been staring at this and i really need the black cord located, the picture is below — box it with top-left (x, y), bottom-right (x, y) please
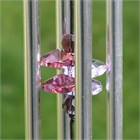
top-left (69, 115), bottom-right (75, 140)
top-left (70, 0), bottom-right (74, 34)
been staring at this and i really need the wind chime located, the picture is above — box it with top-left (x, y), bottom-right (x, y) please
top-left (40, 33), bottom-right (107, 138)
top-left (24, 0), bottom-right (122, 139)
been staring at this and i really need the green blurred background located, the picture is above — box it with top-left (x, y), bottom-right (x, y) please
top-left (1, 0), bottom-right (139, 139)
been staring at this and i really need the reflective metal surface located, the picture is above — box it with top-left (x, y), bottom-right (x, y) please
top-left (106, 0), bottom-right (123, 139)
top-left (75, 0), bottom-right (92, 139)
top-left (24, 0), bottom-right (41, 139)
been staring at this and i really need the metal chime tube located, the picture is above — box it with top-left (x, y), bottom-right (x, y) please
top-left (106, 0), bottom-right (123, 139)
top-left (63, 0), bottom-right (74, 139)
top-left (63, 0), bottom-right (71, 137)
top-left (24, 0), bottom-right (41, 139)
top-left (56, 1), bottom-right (64, 139)
top-left (75, 0), bottom-right (92, 139)
top-left (56, 0), bottom-right (74, 139)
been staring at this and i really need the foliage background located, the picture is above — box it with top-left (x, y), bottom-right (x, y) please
top-left (1, 0), bottom-right (139, 139)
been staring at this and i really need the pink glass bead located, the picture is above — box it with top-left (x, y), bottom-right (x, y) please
top-left (40, 49), bottom-right (74, 69)
top-left (42, 74), bottom-right (75, 94)
top-left (61, 34), bottom-right (74, 53)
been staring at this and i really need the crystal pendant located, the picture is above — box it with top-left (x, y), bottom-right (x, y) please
top-left (42, 74), bottom-right (75, 94)
top-left (62, 95), bottom-right (75, 115)
top-left (61, 34), bottom-right (74, 53)
top-left (92, 59), bottom-right (107, 78)
top-left (40, 49), bottom-right (74, 69)
top-left (92, 79), bottom-right (102, 95)
top-left (62, 66), bottom-right (75, 77)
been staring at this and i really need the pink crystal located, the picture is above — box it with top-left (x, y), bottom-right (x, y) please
top-left (92, 79), bottom-right (102, 95)
top-left (42, 74), bottom-right (75, 94)
top-left (42, 74), bottom-right (103, 95)
top-left (92, 59), bottom-right (107, 78)
top-left (61, 34), bottom-right (74, 53)
top-left (40, 49), bottom-right (74, 69)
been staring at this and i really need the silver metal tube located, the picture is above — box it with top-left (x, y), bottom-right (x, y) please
top-left (62, 1), bottom-right (74, 139)
top-left (75, 0), bottom-right (92, 139)
top-left (24, 0), bottom-right (41, 139)
top-left (106, 0), bottom-right (123, 139)
top-left (63, 1), bottom-right (70, 34)
top-left (63, 0), bottom-right (71, 138)
top-left (56, 1), bottom-right (64, 139)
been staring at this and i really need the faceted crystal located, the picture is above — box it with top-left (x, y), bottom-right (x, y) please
top-left (62, 95), bottom-right (75, 115)
top-left (92, 79), bottom-right (103, 95)
top-left (92, 59), bottom-right (107, 78)
top-left (61, 34), bottom-right (74, 53)
top-left (66, 91), bottom-right (75, 96)
top-left (62, 66), bottom-right (75, 77)
top-left (40, 49), bottom-right (74, 69)
top-left (42, 75), bottom-right (103, 95)
top-left (62, 66), bottom-right (75, 97)
top-left (42, 74), bottom-right (75, 94)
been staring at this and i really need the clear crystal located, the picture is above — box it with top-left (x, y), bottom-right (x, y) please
top-left (92, 59), bottom-right (107, 78)
top-left (62, 66), bottom-right (75, 77)
top-left (63, 66), bottom-right (75, 96)
top-left (92, 79), bottom-right (103, 95)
